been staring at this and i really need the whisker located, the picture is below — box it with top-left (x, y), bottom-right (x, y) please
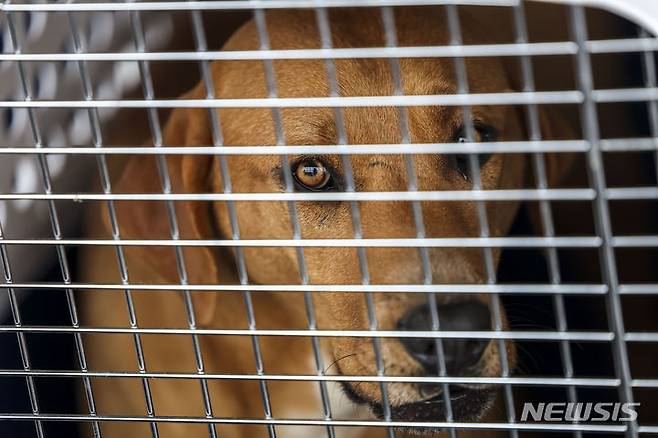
top-left (324, 353), bottom-right (358, 374)
top-left (515, 343), bottom-right (541, 374)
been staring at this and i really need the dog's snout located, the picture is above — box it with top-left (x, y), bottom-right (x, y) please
top-left (397, 300), bottom-right (492, 375)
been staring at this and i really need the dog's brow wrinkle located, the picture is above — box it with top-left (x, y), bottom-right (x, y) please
top-left (367, 160), bottom-right (392, 170)
top-left (300, 119), bottom-right (335, 145)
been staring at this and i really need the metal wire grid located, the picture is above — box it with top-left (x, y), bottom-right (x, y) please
top-left (0, 1), bottom-right (657, 437)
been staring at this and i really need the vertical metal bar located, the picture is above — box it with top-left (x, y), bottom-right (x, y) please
top-left (68, 8), bottom-right (170, 438)
top-left (312, 8), bottom-right (394, 438)
top-left (184, 9), bottom-right (225, 438)
top-left (444, 5), bottom-right (518, 435)
top-left (379, 7), bottom-right (456, 436)
top-left (569, 6), bottom-right (636, 437)
top-left (199, 113), bottom-right (279, 438)
top-left (213, 161), bottom-right (278, 438)
top-left (126, 8), bottom-right (217, 437)
top-left (95, 116), bottom-right (161, 436)
top-left (65, 9), bottom-right (161, 438)
top-left (181, 8), bottom-right (278, 437)
top-left (510, 5), bottom-right (581, 436)
top-left (0, 209), bottom-right (44, 438)
top-left (251, 10), bottom-right (334, 437)
top-left (638, 28), bottom-right (658, 184)
top-left (5, 6), bottom-right (95, 437)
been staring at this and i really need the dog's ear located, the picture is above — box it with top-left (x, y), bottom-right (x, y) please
top-left (503, 57), bottom-right (578, 188)
top-left (110, 86), bottom-right (220, 325)
top-left (534, 106), bottom-right (579, 188)
top-left (523, 106), bottom-right (581, 239)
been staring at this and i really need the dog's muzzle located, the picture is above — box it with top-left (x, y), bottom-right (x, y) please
top-left (397, 300), bottom-right (492, 376)
top-left (339, 300), bottom-right (497, 427)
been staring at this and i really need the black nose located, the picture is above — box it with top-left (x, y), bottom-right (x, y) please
top-left (397, 300), bottom-right (491, 375)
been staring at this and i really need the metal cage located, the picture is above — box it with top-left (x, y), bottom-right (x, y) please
top-left (0, 1), bottom-right (657, 437)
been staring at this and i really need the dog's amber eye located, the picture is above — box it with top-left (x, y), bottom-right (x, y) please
top-left (449, 123), bottom-right (496, 180)
top-left (293, 158), bottom-right (333, 191)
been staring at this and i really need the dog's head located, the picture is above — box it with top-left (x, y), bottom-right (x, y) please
top-left (113, 7), bottom-right (575, 432)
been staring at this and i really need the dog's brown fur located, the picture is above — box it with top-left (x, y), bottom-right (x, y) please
top-left (79, 5), bottom-right (642, 438)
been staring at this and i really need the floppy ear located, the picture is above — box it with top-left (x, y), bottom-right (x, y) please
top-left (110, 85), bottom-right (221, 325)
top-left (523, 106), bottom-right (581, 240)
top-left (535, 106), bottom-right (580, 188)
top-left (502, 55), bottom-right (579, 187)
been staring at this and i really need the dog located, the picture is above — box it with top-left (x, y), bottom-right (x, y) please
top-left (79, 5), bottom-right (642, 438)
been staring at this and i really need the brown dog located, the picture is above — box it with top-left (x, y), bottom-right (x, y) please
top-left (78, 5), bottom-right (633, 438)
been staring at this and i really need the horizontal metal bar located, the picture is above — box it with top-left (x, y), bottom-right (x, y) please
top-left (0, 326), bottom-right (615, 341)
top-left (606, 186), bottom-right (658, 200)
top-left (619, 284), bottom-right (658, 295)
top-left (0, 87), bottom-right (651, 109)
top-left (0, 236), bottom-right (603, 248)
top-left (0, 87), bottom-right (652, 109)
top-left (0, 369), bottom-right (620, 387)
top-left (633, 379), bottom-right (658, 388)
top-left (593, 87), bottom-right (658, 103)
top-left (0, 140), bottom-right (590, 156)
top-left (17, 139), bottom-right (658, 155)
top-left (612, 236), bottom-right (658, 247)
top-left (0, 413), bottom-right (627, 432)
top-left (1, 0), bottom-right (520, 12)
top-left (0, 282), bottom-right (608, 295)
top-left (0, 188), bottom-right (596, 202)
top-left (639, 426), bottom-right (658, 434)
top-left (0, 38), bottom-right (652, 62)
top-left (587, 37), bottom-right (658, 54)
top-left (600, 137), bottom-right (658, 152)
top-left (3, 189), bottom-right (655, 203)
top-left (625, 333), bottom-right (658, 342)
top-left (0, 91), bottom-right (583, 108)
top-left (4, 187), bottom-right (652, 202)
top-left (0, 42), bottom-right (577, 62)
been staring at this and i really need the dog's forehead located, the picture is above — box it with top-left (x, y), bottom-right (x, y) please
top-left (219, 7), bottom-right (509, 97)
top-left (254, 7), bottom-right (494, 50)
top-left (215, 7), bottom-right (510, 149)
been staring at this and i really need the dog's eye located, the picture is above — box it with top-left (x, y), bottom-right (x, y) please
top-left (292, 157), bottom-right (334, 191)
top-left (448, 123), bottom-right (496, 180)
top-left (454, 123), bottom-right (496, 144)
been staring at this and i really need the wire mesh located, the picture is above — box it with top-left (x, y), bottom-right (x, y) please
top-left (0, 1), bottom-right (657, 438)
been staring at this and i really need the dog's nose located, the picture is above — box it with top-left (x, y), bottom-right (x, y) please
top-left (397, 300), bottom-right (491, 375)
